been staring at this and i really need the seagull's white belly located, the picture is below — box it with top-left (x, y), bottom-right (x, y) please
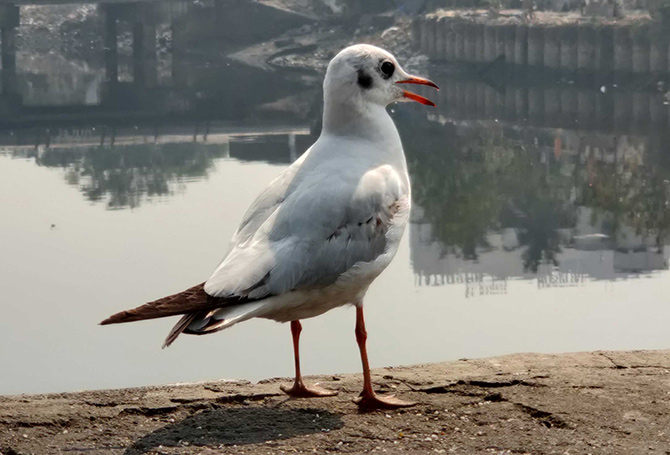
top-left (257, 197), bottom-right (409, 323)
top-left (257, 247), bottom-right (395, 322)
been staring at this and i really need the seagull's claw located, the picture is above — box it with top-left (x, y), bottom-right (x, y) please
top-left (280, 382), bottom-right (338, 398)
top-left (353, 392), bottom-right (416, 411)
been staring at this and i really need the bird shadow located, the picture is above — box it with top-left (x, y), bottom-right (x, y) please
top-left (123, 406), bottom-right (344, 454)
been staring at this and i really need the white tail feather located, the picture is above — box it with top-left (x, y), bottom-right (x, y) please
top-left (163, 301), bottom-right (266, 348)
top-left (204, 301), bottom-right (267, 330)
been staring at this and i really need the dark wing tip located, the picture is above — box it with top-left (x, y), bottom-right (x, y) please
top-left (99, 312), bottom-right (125, 325)
top-left (99, 282), bottom-right (210, 327)
top-left (99, 310), bottom-right (142, 325)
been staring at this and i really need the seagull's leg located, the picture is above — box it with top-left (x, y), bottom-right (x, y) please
top-left (353, 306), bottom-right (416, 410)
top-left (280, 320), bottom-right (337, 398)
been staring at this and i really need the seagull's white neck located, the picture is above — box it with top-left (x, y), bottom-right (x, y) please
top-left (322, 96), bottom-right (400, 145)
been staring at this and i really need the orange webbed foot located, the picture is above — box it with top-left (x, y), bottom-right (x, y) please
top-left (280, 382), bottom-right (338, 398)
top-left (353, 392), bottom-right (416, 410)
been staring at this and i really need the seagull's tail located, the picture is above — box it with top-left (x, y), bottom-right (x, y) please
top-left (100, 282), bottom-right (266, 348)
top-left (163, 301), bottom-right (266, 348)
top-left (100, 282), bottom-right (213, 325)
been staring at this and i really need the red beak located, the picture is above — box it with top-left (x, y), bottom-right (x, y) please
top-left (396, 76), bottom-right (439, 107)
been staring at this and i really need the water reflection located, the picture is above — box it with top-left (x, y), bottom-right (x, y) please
top-left (403, 120), bottom-right (574, 273)
top-left (400, 108), bottom-right (670, 291)
top-left (6, 128), bottom-right (311, 209)
top-left (38, 142), bottom-right (225, 209)
top-left (6, 77), bottom-right (670, 280)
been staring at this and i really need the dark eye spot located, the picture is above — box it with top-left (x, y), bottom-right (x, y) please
top-left (357, 69), bottom-right (373, 89)
top-left (380, 61), bottom-right (395, 79)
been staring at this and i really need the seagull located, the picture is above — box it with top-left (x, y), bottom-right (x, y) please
top-left (101, 44), bottom-right (438, 410)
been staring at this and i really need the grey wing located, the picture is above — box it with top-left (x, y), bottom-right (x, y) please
top-left (231, 151), bottom-right (307, 245)
top-left (204, 164), bottom-right (409, 299)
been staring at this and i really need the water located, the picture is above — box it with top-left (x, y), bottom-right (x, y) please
top-left (3, 5), bottom-right (670, 396)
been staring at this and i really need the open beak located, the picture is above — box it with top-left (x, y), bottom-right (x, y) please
top-left (396, 76), bottom-right (439, 107)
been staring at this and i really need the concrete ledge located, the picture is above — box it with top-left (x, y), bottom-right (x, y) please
top-left (2, 350), bottom-right (670, 454)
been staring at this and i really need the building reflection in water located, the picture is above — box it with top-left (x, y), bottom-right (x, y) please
top-left (402, 102), bottom-right (670, 294)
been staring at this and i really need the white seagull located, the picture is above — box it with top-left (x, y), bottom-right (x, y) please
top-left (101, 44), bottom-right (438, 410)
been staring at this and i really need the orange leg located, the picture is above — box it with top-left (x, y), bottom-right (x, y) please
top-left (280, 320), bottom-right (337, 398)
top-left (353, 306), bottom-right (416, 410)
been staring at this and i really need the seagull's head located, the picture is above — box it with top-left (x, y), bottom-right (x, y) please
top-left (324, 44), bottom-right (438, 109)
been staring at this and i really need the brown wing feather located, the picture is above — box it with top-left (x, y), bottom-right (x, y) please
top-left (100, 282), bottom-right (240, 325)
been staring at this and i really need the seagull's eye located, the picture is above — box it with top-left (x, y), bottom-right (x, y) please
top-left (380, 61), bottom-right (395, 79)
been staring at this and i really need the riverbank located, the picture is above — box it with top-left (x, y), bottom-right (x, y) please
top-left (413, 9), bottom-right (670, 77)
top-left (2, 350), bottom-right (669, 454)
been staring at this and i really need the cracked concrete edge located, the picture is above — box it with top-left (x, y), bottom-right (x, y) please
top-left (2, 349), bottom-right (669, 423)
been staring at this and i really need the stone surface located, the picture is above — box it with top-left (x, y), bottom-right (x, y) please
top-left (2, 350), bottom-right (670, 454)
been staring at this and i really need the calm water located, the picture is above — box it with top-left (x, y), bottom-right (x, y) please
top-left (3, 7), bottom-right (670, 396)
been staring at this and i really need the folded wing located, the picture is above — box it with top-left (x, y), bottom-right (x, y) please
top-left (203, 163), bottom-right (407, 301)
